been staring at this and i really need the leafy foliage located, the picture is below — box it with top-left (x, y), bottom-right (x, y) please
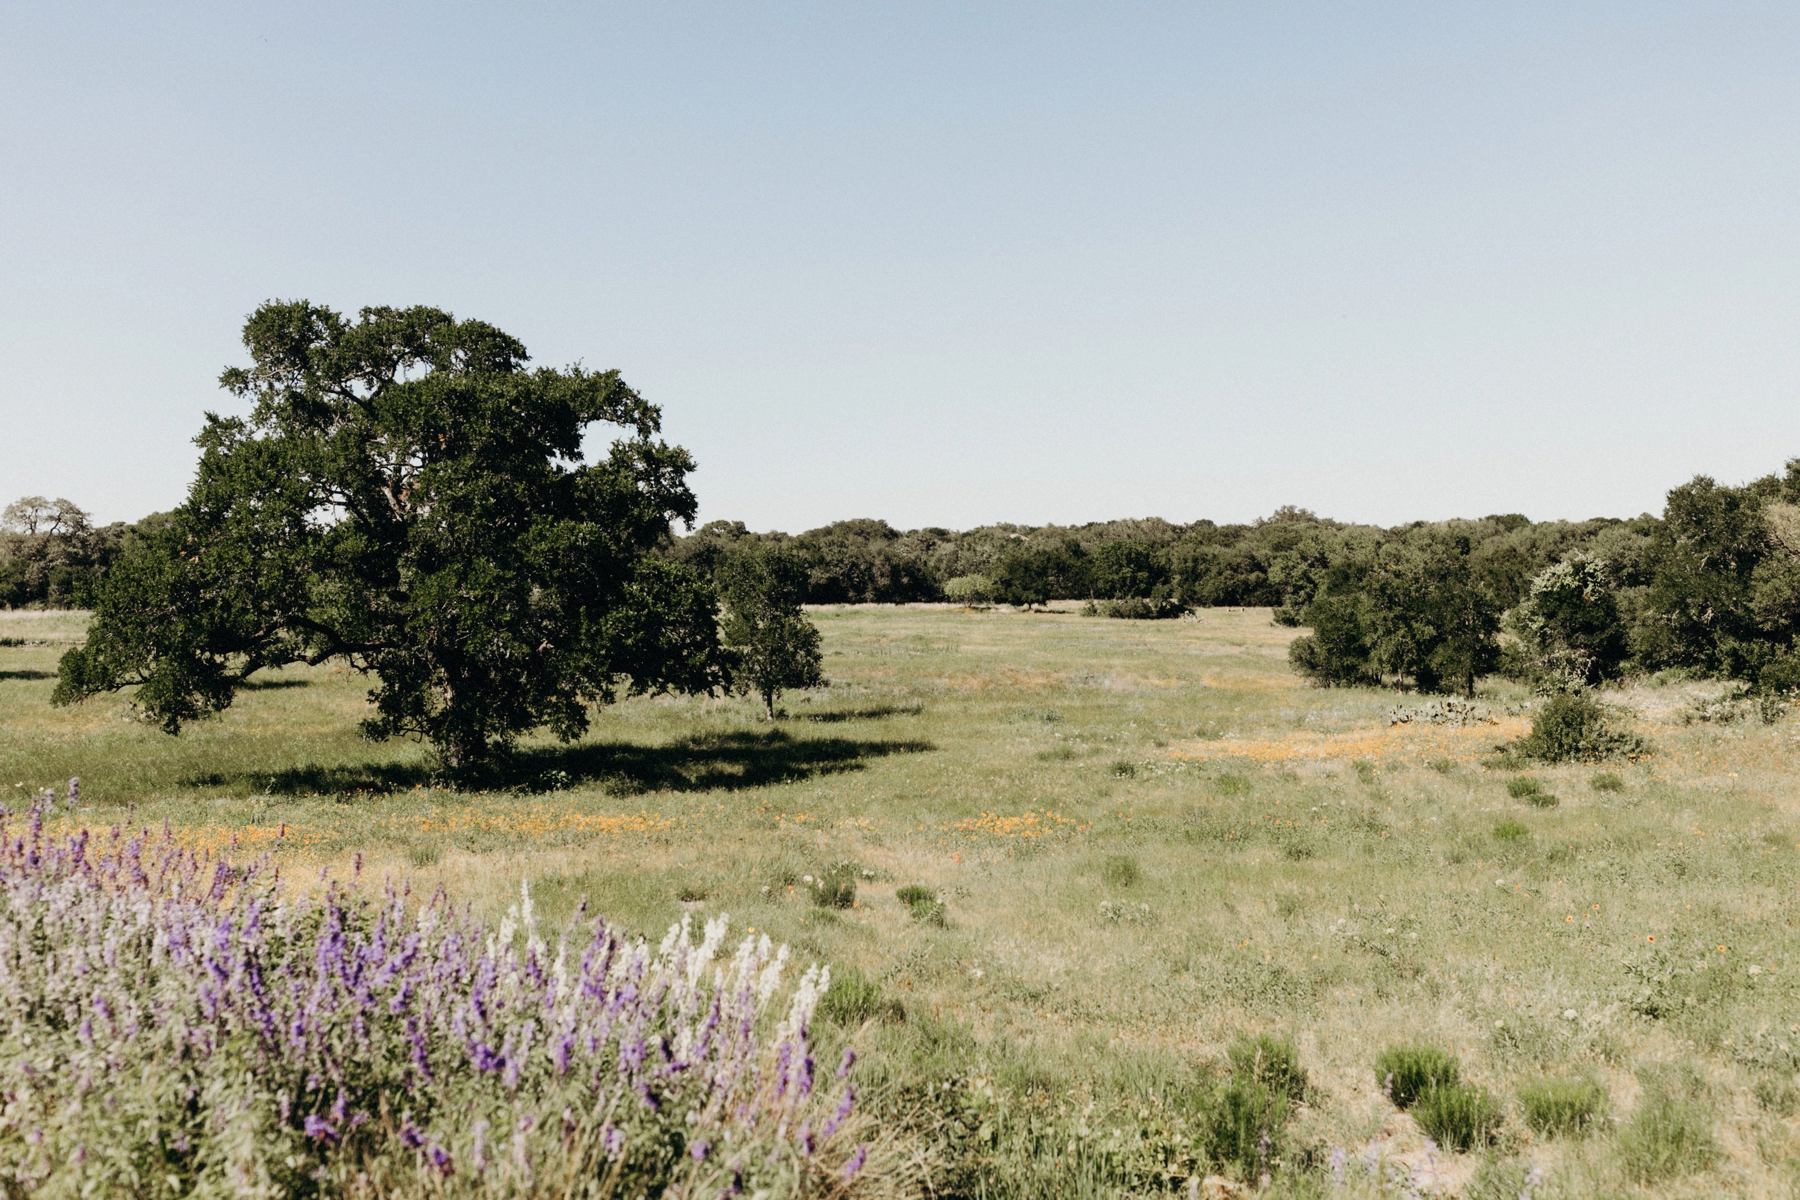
top-left (1519, 1076), bottom-right (1606, 1137)
top-left (0, 795), bottom-right (865, 1198)
top-left (1411, 1081), bottom-right (1501, 1151)
top-left (52, 303), bottom-right (724, 768)
top-left (1373, 1044), bottom-right (1460, 1109)
top-left (1506, 691), bottom-right (1650, 764)
top-left (718, 543), bottom-right (825, 718)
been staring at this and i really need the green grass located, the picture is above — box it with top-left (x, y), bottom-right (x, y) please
top-left (1519, 1075), bottom-right (1607, 1136)
top-left (5, 604), bottom-right (1800, 1195)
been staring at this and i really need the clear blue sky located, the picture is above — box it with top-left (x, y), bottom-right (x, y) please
top-left (3, 4), bottom-right (1796, 531)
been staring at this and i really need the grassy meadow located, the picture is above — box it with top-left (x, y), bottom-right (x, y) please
top-left (3, 604), bottom-right (1799, 1197)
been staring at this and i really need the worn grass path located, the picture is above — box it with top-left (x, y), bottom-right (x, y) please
top-left (3, 605), bottom-right (1798, 1196)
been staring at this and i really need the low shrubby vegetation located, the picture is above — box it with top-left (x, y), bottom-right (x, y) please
top-left (0, 789), bottom-right (868, 1199)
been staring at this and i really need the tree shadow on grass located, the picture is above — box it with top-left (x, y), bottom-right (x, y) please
top-left (798, 704), bottom-right (925, 724)
top-left (220, 728), bottom-right (935, 798)
top-left (515, 729), bottom-right (934, 792)
top-left (0, 669), bottom-right (55, 681)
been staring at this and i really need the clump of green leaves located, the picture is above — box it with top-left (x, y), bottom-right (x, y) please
top-left (1216, 773), bottom-right (1252, 795)
top-left (718, 544), bottom-right (825, 720)
top-left (1591, 771), bottom-right (1625, 792)
top-left (1352, 760), bottom-right (1377, 784)
top-left (1193, 1037), bottom-right (1307, 1176)
top-left (896, 884), bottom-right (946, 925)
top-left (1505, 691), bottom-right (1650, 764)
top-left (53, 301), bottom-right (727, 771)
top-left (1413, 1081), bottom-right (1501, 1151)
top-left (1492, 820), bottom-right (1529, 842)
top-left (1505, 775), bottom-right (1558, 808)
top-left (1519, 1076), bottom-right (1606, 1137)
top-left (1374, 1044), bottom-right (1459, 1109)
top-left (1108, 760), bottom-right (1137, 778)
top-left (1100, 855), bottom-right (1141, 888)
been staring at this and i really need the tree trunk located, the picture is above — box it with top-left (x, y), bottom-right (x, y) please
top-left (763, 687), bottom-right (776, 720)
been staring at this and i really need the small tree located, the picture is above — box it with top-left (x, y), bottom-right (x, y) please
top-left (718, 545), bottom-right (824, 718)
top-left (1508, 554), bottom-right (1628, 689)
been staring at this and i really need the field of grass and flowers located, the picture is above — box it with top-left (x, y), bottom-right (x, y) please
top-left (3, 605), bottom-right (1799, 1197)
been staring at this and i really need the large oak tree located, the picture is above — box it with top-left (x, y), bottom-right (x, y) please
top-left (55, 302), bottom-right (725, 768)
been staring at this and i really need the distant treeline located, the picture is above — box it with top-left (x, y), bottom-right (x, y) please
top-left (14, 455), bottom-right (1800, 698)
top-left (664, 506), bottom-right (1639, 616)
top-left (0, 498), bottom-right (170, 610)
top-left (668, 459), bottom-right (1800, 697)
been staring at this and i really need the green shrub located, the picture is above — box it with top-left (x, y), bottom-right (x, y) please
top-left (1108, 760), bottom-right (1137, 778)
top-left (1505, 776), bottom-right (1542, 798)
top-left (942, 574), bottom-right (994, 606)
top-left (1227, 1034), bottom-right (1307, 1103)
top-left (1352, 760), bottom-right (1377, 784)
top-left (1100, 855), bottom-right (1141, 889)
top-left (1618, 1089), bottom-right (1717, 1181)
top-left (674, 882), bottom-right (710, 902)
top-left (1412, 1081), bottom-right (1500, 1151)
top-left (1492, 820), bottom-right (1529, 842)
top-left (1519, 1076), bottom-right (1606, 1136)
top-left (1374, 1044), bottom-right (1459, 1108)
top-left (1428, 758), bottom-right (1454, 774)
top-left (1197, 1078), bottom-right (1289, 1176)
top-left (896, 884), bottom-right (946, 925)
top-left (807, 863), bottom-right (857, 908)
top-left (1508, 691), bottom-right (1650, 763)
top-left (1591, 772), bottom-right (1625, 792)
top-left (818, 965), bottom-right (902, 1025)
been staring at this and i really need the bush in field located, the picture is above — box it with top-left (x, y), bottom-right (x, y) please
top-left (1618, 1087), bottom-right (1717, 1181)
top-left (1506, 691), bottom-right (1650, 763)
top-left (1412, 1082), bottom-right (1500, 1151)
top-left (1374, 1044), bottom-right (1459, 1109)
top-left (0, 793), bottom-right (868, 1198)
top-left (1227, 1034), bottom-right (1307, 1104)
top-left (1198, 1078), bottom-right (1288, 1177)
top-left (1288, 592), bottom-right (1379, 687)
top-left (1519, 1077), bottom-right (1606, 1137)
top-left (941, 575), bottom-right (994, 606)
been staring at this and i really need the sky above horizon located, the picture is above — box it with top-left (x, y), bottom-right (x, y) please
top-left (3, 4), bottom-right (1797, 532)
